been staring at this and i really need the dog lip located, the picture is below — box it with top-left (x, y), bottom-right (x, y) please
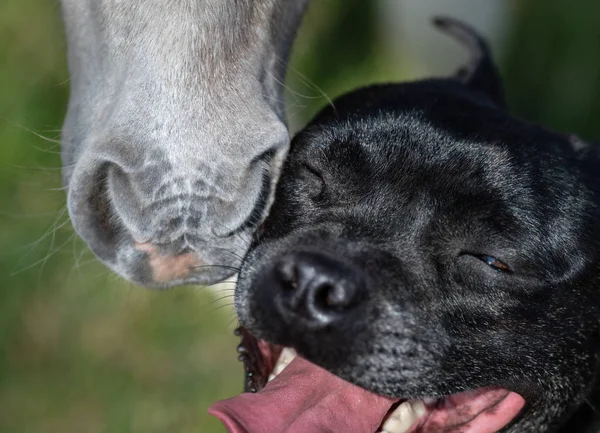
top-left (229, 327), bottom-right (526, 433)
top-left (235, 326), bottom-right (282, 393)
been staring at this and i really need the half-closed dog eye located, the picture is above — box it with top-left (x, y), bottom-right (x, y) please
top-left (479, 255), bottom-right (510, 272)
top-left (299, 164), bottom-right (325, 198)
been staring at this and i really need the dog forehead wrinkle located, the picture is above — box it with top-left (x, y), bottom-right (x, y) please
top-left (345, 112), bottom-right (590, 267)
top-left (360, 112), bottom-right (517, 184)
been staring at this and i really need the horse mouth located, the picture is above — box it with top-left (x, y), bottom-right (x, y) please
top-left (208, 327), bottom-right (526, 433)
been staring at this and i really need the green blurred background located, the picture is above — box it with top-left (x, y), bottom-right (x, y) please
top-left (1, 1), bottom-right (599, 432)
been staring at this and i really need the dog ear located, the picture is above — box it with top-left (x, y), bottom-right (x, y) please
top-left (433, 17), bottom-right (506, 108)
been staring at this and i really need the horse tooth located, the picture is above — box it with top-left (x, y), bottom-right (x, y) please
top-left (267, 347), bottom-right (297, 382)
top-left (381, 400), bottom-right (426, 433)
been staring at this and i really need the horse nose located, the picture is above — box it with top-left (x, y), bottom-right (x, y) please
top-left (65, 153), bottom-right (270, 288)
top-left (105, 161), bottom-right (206, 244)
top-left (63, 112), bottom-right (289, 289)
top-left (272, 252), bottom-right (366, 328)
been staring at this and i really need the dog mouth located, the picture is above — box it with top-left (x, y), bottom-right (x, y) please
top-left (209, 327), bottom-right (525, 433)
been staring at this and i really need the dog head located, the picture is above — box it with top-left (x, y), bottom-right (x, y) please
top-left (233, 18), bottom-right (600, 432)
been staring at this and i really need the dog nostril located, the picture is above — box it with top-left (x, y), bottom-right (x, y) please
top-left (273, 252), bottom-right (364, 326)
top-left (315, 281), bottom-right (353, 310)
top-left (275, 258), bottom-right (298, 292)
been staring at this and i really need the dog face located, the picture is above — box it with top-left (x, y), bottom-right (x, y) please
top-left (234, 19), bottom-right (600, 432)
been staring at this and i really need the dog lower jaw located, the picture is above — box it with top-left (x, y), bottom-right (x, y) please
top-left (267, 346), bottom-right (525, 433)
top-left (210, 327), bottom-right (526, 433)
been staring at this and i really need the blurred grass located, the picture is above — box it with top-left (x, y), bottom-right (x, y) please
top-left (0, 1), bottom-right (241, 432)
top-left (502, 0), bottom-right (600, 141)
top-left (2, 0), bottom-right (600, 432)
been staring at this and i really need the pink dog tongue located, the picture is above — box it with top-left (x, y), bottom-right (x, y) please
top-left (209, 356), bottom-right (398, 433)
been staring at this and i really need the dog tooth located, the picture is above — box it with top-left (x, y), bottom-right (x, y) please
top-left (278, 347), bottom-right (297, 365)
top-left (267, 347), bottom-right (297, 382)
top-left (381, 400), bottom-right (426, 433)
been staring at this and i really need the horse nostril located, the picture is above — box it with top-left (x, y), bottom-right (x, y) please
top-left (273, 252), bottom-right (365, 327)
top-left (67, 161), bottom-right (122, 262)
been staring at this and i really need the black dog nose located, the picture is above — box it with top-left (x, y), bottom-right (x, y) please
top-left (272, 252), bottom-right (365, 328)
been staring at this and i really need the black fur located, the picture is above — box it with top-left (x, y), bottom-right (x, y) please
top-left (235, 17), bottom-right (600, 432)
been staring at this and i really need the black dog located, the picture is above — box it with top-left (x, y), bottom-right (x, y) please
top-left (211, 18), bottom-right (600, 433)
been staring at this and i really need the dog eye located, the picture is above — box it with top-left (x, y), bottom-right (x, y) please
top-left (480, 255), bottom-right (510, 272)
top-left (299, 164), bottom-right (325, 197)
